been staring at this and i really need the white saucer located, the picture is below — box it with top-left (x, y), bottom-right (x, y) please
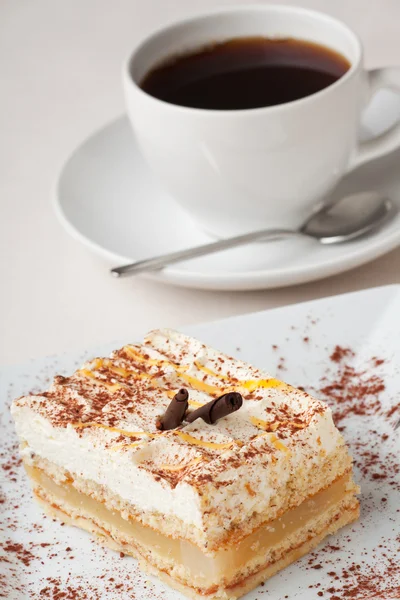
top-left (55, 90), bottom-right (400, 291)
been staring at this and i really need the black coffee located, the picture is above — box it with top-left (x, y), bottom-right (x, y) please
top-left (140, 37), bottom-right (350, 110)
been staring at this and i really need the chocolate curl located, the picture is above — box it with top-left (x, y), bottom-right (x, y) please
top-left (186, 392), bottom-right (243, 425)
top-left (157, 388), bottom-right (189, 431)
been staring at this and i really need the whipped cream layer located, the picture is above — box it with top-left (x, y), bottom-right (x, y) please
top-left (12, 329), bottom-right (347, 545)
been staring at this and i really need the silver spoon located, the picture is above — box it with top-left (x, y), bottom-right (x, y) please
top-left (111, 192), bottom-right (397, 278)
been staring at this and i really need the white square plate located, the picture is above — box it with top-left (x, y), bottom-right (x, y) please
top-left (1, 286), bottom-right (399, 599)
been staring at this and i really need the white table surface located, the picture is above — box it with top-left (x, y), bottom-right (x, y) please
top-left (2, 0), bottom-right (400, 366)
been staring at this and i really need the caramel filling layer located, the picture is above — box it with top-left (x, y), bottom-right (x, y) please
top-left (26, 465), bottom-right (352, 587)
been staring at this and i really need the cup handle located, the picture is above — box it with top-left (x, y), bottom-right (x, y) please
top-left (348, 67), bottom-right (400, 171)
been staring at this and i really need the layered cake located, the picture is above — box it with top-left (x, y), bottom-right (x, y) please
top-left (11, 329), bottom-right (359, 599)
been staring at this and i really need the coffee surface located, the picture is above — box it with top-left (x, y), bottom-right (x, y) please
top-left (140, 37), bottom-right (351, 110)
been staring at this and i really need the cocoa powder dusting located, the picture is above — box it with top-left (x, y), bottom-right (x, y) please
top-left (306, 544), bottom-right (400, 599)
top-left (1, 446), bottom-right (22, 483)
top-left (0, 541), bottom-right (36, 567)
top-left (329, 345), bottom-right (354, 363)
top-left (318, 347), bottom-right (387, 426)
top-left (299, 343), bottom-right (400, 600)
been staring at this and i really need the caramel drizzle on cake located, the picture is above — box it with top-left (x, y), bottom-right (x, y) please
top-left (77, 347), bottom-right (287, 402)
top-left (34, 340), bottom-right (323, 469)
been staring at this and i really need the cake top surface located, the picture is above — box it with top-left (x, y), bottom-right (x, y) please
top-left (13, 329), bottom-right (340, 491)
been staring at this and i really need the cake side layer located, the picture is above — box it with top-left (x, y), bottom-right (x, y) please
top-left (29, 462), bottom-right (359, 598)
top-left (22, 444), bottom-right (353, 552)
top-left (144, 505), bottom-right (360, 600)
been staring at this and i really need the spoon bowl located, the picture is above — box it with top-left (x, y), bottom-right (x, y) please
top-left (111, 192), bottom-right (397, 278)
top-left (302, 192), bottom-right (397, 243)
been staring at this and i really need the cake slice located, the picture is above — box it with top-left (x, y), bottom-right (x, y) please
top-left (11, 329), bottom-right (359, 599)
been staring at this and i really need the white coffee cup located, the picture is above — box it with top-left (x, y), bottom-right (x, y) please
top-left (123, 5), bottom-right (400, 237)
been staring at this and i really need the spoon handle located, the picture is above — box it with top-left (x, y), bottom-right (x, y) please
top-left (111, 228), bottom-right (298, 277)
